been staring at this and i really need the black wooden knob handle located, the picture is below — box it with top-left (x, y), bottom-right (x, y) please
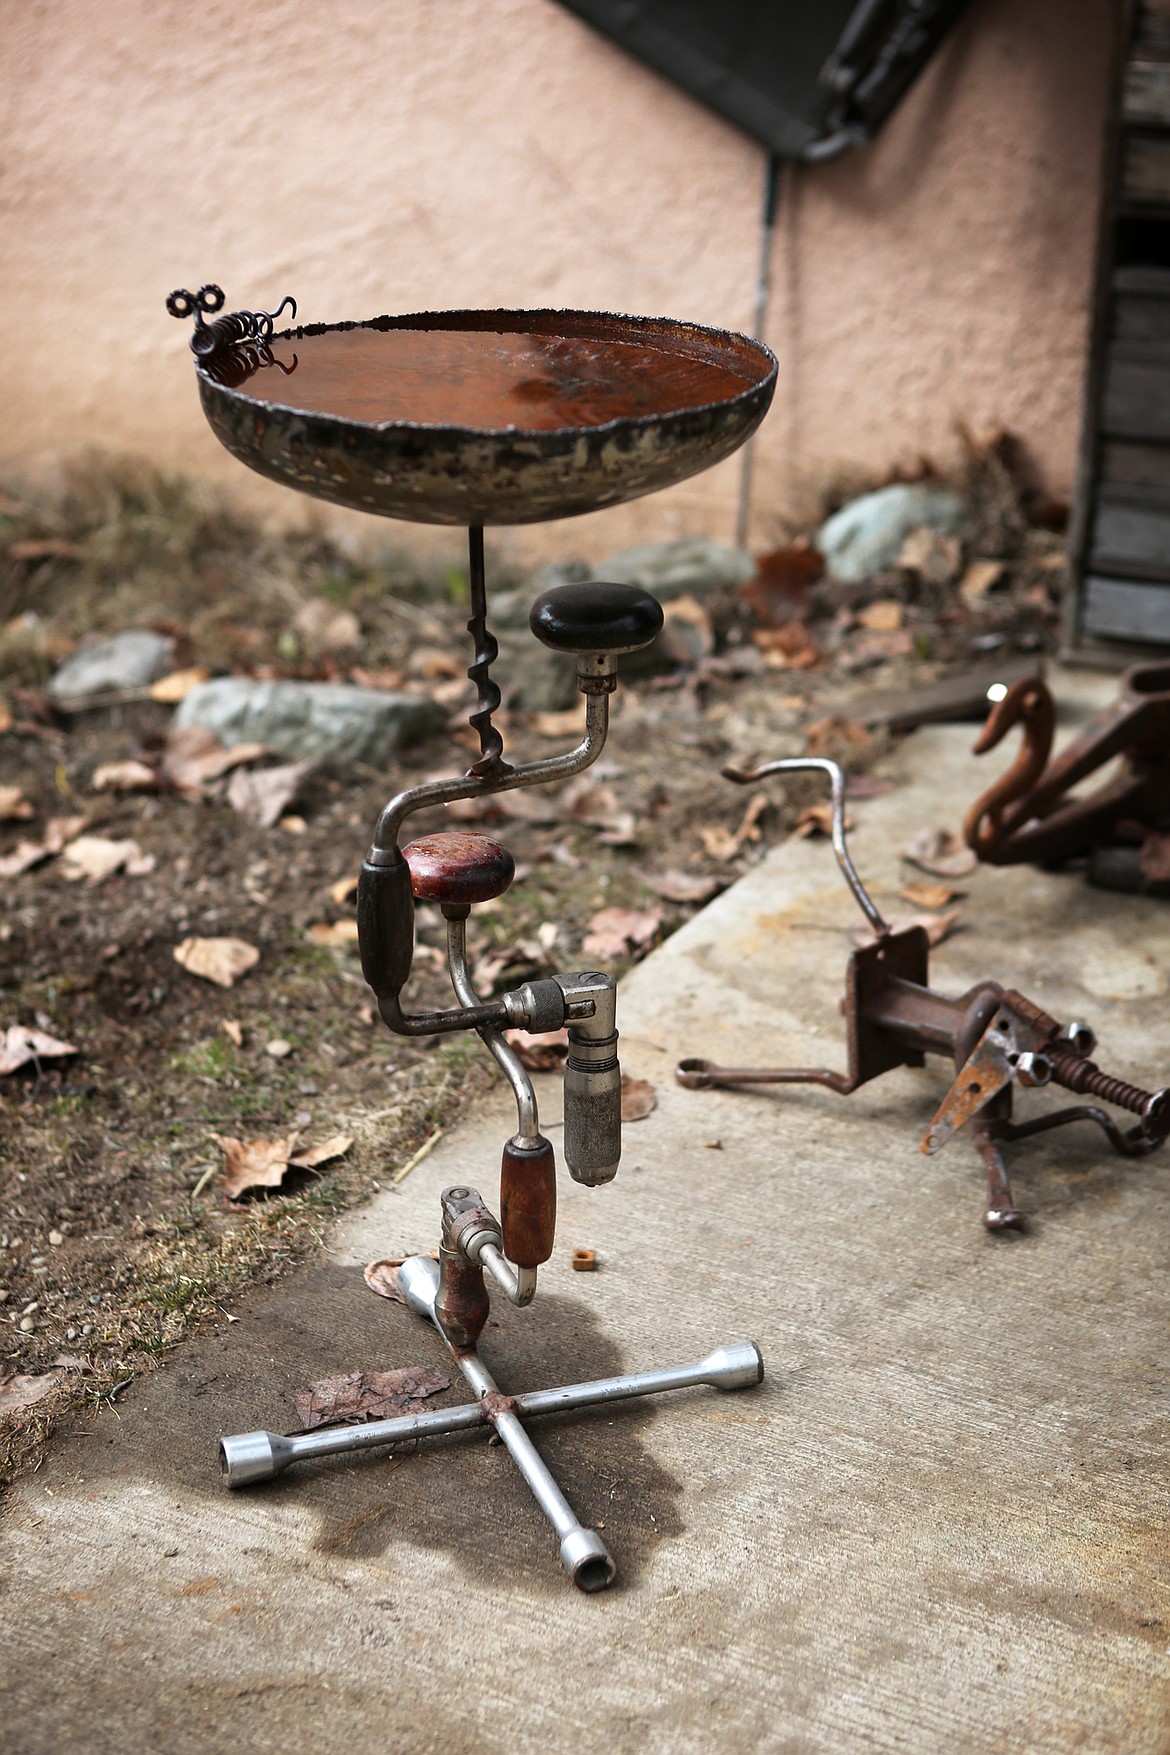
top-left (529, 582), bottom-right (664, 656)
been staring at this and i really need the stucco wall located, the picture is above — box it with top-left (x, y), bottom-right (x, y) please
top-left (0, 0), bottom-right (1110, 561)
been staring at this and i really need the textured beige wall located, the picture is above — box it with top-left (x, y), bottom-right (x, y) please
top-left (0, 0), bottom-right (1109, 561)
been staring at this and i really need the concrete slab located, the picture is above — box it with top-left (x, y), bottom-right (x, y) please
top-left (4, 669), bottom-right (1170, 1754)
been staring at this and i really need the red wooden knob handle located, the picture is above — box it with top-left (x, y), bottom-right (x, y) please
top-left (401, 831), bottom-right (515, 905)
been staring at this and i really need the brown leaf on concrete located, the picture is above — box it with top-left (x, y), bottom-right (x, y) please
top-left (91, 759), bottom-right (160, 793)
top-left (294, 1364), bottom-right (449, 1430)
top-left (853, 909), bottom-right (962, 949)
top-left (363, 1259), bottom-right (407, 1303)
top-left (0, 1025), bottom-right (77, 1077)
top-left (901, 826), bottom-right (978, 878)
top-left (0, 1369), bottom-right (63, 1418)
top-left (0, 785), bottom-right (34, 821)
top-left (503, 1026), bottom-right (569, 1071)
top-left (212, 1130), bottom-right (302, 1199)
top-left (226, 760), bottom-right (311, 829)
top-left (899, 880), bottom-right (964, 910)
top-left (645, 869), bottom-right (724, 904)
top-left (620, 1076), bottom-right (657, 1122)
top-left (289, 1135), bottom-right (353, 1170)
top-left (173, 936), bottom-right (260, 988)
top-left (582, 906), bottom-right (662, 960)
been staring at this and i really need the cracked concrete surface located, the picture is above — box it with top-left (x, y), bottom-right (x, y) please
top-left (3, 669), bottom-right (1170, 1753)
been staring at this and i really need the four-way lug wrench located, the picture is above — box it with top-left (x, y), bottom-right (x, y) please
top-left (676, 757), bottom-right (1170, 1231)
top-left (221, 1250), bottom-right (762, 1591)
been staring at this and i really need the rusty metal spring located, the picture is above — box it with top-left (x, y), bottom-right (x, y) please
top-left (465, 525), bottom-right (510, 781)
top-left (1048, 1051), bottom-right (1156, 1118)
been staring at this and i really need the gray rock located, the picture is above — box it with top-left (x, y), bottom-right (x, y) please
top-left (173, 678), bottom-right (446, 766)
top-left (599, 538), bottom-right (755, 601)
top-left (49, 630), bottom-right (174, 701)
top-left (817, 484), bottom-right (965, 584)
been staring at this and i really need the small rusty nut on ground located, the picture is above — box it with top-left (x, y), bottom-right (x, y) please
top-left (571, 1248), bottom-right (598, 1272)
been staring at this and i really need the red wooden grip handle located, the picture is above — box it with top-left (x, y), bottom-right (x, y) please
top-left (500, 1136), bottom-right (556, 1268)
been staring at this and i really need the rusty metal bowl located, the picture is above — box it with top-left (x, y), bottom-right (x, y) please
top-left (196, 309), bottom-right (776, 526)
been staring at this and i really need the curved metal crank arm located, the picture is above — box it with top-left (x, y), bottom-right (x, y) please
top-left (721, 755), bottom-right (888, 936)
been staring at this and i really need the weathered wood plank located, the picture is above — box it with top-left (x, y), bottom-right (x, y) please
top-left (1083, 573), bottom-right (1170, 642)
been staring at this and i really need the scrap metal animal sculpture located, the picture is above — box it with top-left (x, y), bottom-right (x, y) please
top-left (963, 663), bottom-right (1170, 890)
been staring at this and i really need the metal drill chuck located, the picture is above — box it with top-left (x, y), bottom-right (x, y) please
top-left (555, 971), bottom-right (621, 1184)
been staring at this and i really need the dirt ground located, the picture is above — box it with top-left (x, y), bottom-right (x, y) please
top-left (0, 446), bottom-right (1063, 1485)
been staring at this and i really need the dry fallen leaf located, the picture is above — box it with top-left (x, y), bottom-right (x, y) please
top-left (0, 700), bottom-right (12, 734)
top-left (853, 909), bottom-right (962, 949)
top-left (701, 792), bottom-right (769, 862)
top-left (212, 1130), bottom-right (302, 1198)
top-left (60, 834), bottom-right (153, 884)
top-left (0, 785), bottom-right (34, 821)
top-left (226, 760), bottom-right (311, 829)
top-left (363, 1259), bottom-right (407, 1303)
top-left (646, 869), bottom-right (724, 905)
top-left (174, 936), bottom-right (260, 988)
top-left (295, 1364), bottom-right (449, 1431)
top-left (856, 599), bottom-right (904, 633)
top-left (294, 599), bottom-right (361, 654)
top-left (503, 1026), bottom-right (569, 1071)
top-left (582, 906), bottom-right (662, 961)
top-left (0, 1369), bottom-right (63, 1418)
top-left (804, 715), bottom-right (872, 762)
top-left (901, 826), bottom-right (978, 879)
top-left (264, 1038), bottom-right (292, 1059)
top-left (306, 919), bottom-right (361, 948)
top-left (0, 1025), bottom-right (77, 1077)
top-left (91, 759), bottom-right (159, 793)
top-left (161, 724), bottom-right (269, 794)
top-left (329, 874), bottom-right (359, 905)
top-left (221, 1018), bottom-right (244, 1048)
top-left (408, 644), bottom-right (462, 680)
top-left (527, 701), bottom-right (588, 738)
top-left (289, 1135), bottom-right (353, 1169)
top-left (959, 560), bottom-right (1005, 602)
top-left (149, 666), bottom-right (211, 704)
top-left (899, 880), bottom-right (964, 910)
top-left (750, 621), bottom-right (824, 669)
top-left (794, 803), bottom-right (840, 838)
top-left (0, 814), bottom-right (87, 879)
top-left (620, 1076), bottom-right (657, 1122)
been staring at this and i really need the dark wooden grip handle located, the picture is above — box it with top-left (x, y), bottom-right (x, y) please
top-left (356, 853), bottom-right (415, 1000)
top-left (500, 1136), bottom-right (557, 1267)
